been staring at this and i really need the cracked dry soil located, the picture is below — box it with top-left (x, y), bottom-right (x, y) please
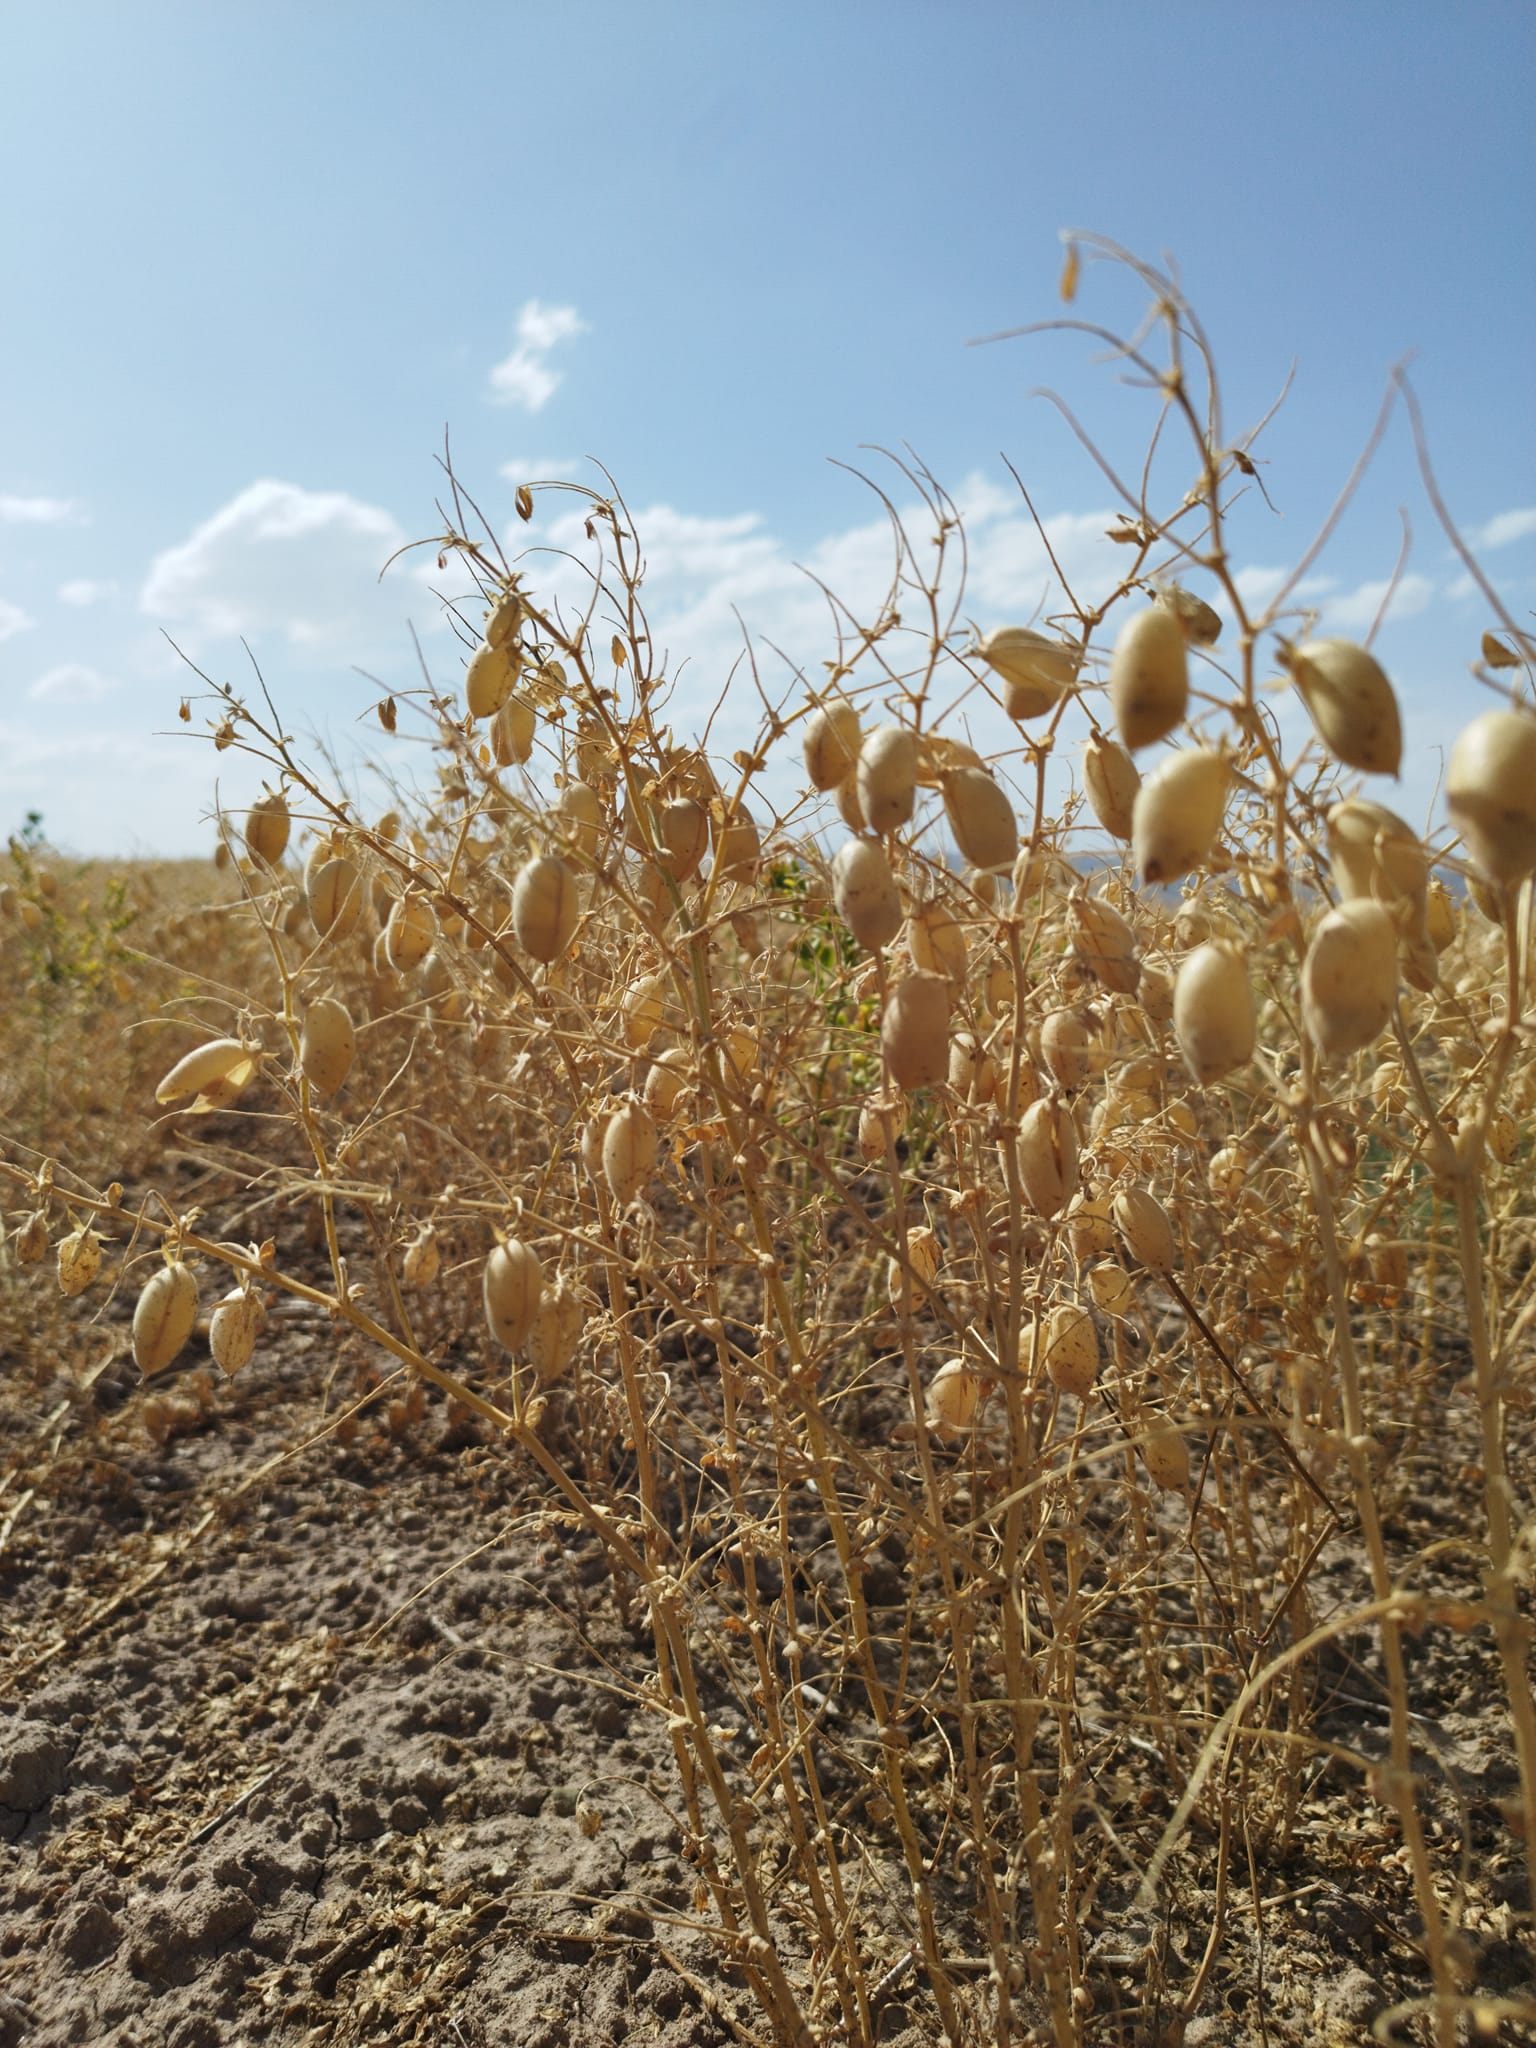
top-left (1, 1268), bottom-right (1532, 2048)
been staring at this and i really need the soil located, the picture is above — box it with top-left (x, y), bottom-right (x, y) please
top-left (1, 1240), bottom-right (1532, 2048)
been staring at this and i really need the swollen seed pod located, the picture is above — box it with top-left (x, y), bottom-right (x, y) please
top-left (1131, 747), bottom-right (1229, 885)
top-left (1326, 800), bottom-right (1428, 929)
top-left (924, 1359), bottom-right (982, 1440)
top-left (300, 998), bottom-right (356, 1096)
top-left (948, 1031), bottom-right (998, 1106)
top-left (307, 856), bottom-right (364, 942)
top-left (528, 1277), bottom-right (585, 1384)
top-left (385, 893), bottom-right (437, 971)
top-left (857, 725), bottom-right (919, 834)
top-left (644, 1047), bottom-right (691, 1118)
top-left (940, 767), bottom-right (1018, 871)
top-left (155, 1037), bottom-right (258, 1106)
top-left (1173, 941), bottom-right (1255, 1084)
top-left (711, 803), bottom-right (761, 885)
top-left (1087, 1260), bottom-right (1136, 1315)
top-left (491, 694), bottom-right (537, 767)
top-left (1487, 1109), bottom-right (1519, 1167)
top-left (1066, 1192), bottom-right (1117, 1261)
top-left (133, 1261), bottom-right (200, 1376)
top-left (1110, 606), bottom-right (1188, 750)
top-left (1425, 877), bottom-right (1457, 953)
top-left (657, 797), bottom-right (710, 883)
top-left (245, 791), bottom-right (291, 867)
top-left (881, 971), bottom-right (951, 1090)
top-left (834, 773), bottom-right (867, 834)
top-left (1018, 1097), bottom-right (1080, 1218)
top-left (581, 1107), bottom-right (613, 1181)
top-left (1286, 639), bottom-right (1402, 776)
top-left (1113, 1186), bottom-right (1177, 1272)
top-left (1044, 1304), bottom-right (1099, 1400)
top-left (558, 781), bottom-right (605, 862)
top-left (603, 1097), bottom-right (658, 1207)
top-left (483, 1240), bottom-right (545, 1352)
top-left (1446, 709), bottom-right (1536, 883)
top-left (485, 587), bottom-right (524, 650)
top-left (978, 626), bottom-right (1080, 720)
top-left (857, 1094), bottom-right (905, 1163)
top-left (1068, 892), bottom-right (1140, 994)
top-left (832, 838), bottom-right (903, 950)
top-left (401, 1225), bottom-right (441, 1289)
top-left (621, 972), bottom-right (667, 1050)
top-left (1302, 899), bottom-right (1399, 1060)
top-left (907, 900), bottom-right (968, 985)
top-left (1041, 1009), bottom-right (1094, 1091)
top-left (1208, 1144), bottom-right (1251, 1201)
top-left (57, 1228), bottom-right (102, 1297)
top-left (887, 1224), bottom-right (941, 1311)
top-left (465, 639), bottom-right (518, 719)
top-left (803, 700), bottom-right (863, 792)
top-left (1156, 584), bottom-right (1222, 647)
top-left (1082, 733), bottom-right (1141, 841)
top-left (209, 1287), bottom-right (263, 1377)
top-left (15, 1211), bottom-right (49, 1264)
top-left (512, 854), bottom-right (581, 962)
top-left (1141, 1421), bottom-right (1190, 1492)
top-left (1137, 960), bottom-right (1175, 1029)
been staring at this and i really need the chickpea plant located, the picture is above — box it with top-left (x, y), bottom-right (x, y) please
top-left (4, 239), bottom-right (1534, 2048)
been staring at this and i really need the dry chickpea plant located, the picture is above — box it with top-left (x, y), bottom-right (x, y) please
top-left (3, 239), bottom-right (1535, 2046)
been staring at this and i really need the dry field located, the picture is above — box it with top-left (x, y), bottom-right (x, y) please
top-left (1, 247), bottom-right (1532, 2047)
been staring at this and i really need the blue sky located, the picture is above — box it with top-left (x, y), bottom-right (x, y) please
top-left (2, 2), bottom-right (1532, 856)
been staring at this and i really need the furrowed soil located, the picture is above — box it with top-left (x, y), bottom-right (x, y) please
top-left (1, 1201), bottom-right (1531, 2048)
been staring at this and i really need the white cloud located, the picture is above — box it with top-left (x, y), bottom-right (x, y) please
top-left (1470, 507), bottom-right (1536, 552)
top-left (140, 479), bottom-right (414, 652)
top-left (0, 597), bottom-right (34, 642)
top-left (498, 457), bottom-right (583, 484)
top-left (0, 493), bottom-right (79, 524)
top-left (487, 299), bottom-right (588, 412)
top-left (57, 577), bottom-right (119, 607)
top-left (28, 662), bottom-right (118, 704)
top-left (1321, 571), bottom-right (1435, 633)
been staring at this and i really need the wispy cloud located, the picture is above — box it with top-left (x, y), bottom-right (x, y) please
top-left (0, 493), bottom-right (80, 525)
top-left (140, 479), bottom-right (412, 651)
top-left (487, 300), bottom-right (588, 412)
top-left (28, 662), bottom-right (119, 704)
top-left (1469, 506), bottom-right (1536, 552)
top-left (1322, 572), bottom-right (1436, 633)
top-left (0, 596), bottom-right (34, 642)
top-left (58, 577), bottom-right (119, 607)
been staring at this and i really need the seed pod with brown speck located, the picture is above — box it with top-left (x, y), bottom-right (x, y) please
top-left (1068, 892), bottom-right (1140, 994)
top-left (1044, 1304), bottom-right (1099, 1399)
top-left (925, 1358), bottom-right (982, 1439)
top-left (301, 997), bottom-right (356, 1096)
top-left (907, 899), bottom-right (968, 985)
top-left (1132, 747), bottom-right (1229, 885)
top-left (857, 726), bottom-right (919, 834)
top-left (1082, 733), bottom-right (1141, 841)
top-left (491, 694), bottom-right (536, 767)
top-left (887, 1224), bottom-right (941, 1311)
top-left (655, 797), bottom-right (709, 882)
top-left (465, 639), bottom-right (518, 719)
top-left (484, 1240), bottom-right (545, 1352)
top-left (603, 1097), bottom-right (658, 1207)
top-left (1113, 1186), bottom-right (1177, 1272)
top-left (832, 838), bottom-right (903, 950)
top-left (1018, 1097), bottom-right (1080, 1217)
top-left (528, 1276), bottom-right (585, 1384)
top-left (402, 1225), bottom-right (441, 1289)
top-left (210, 1287), bottom-right (263, 1377)
top-left (1173, 941), bottom-right (1255, 1084)
top-left (57, 1228), bottom-right (102, 1297)
top-left (978, 627), bottom-right (1080, 720)
top-left (1286, 638), bottom-right (1402, 777)
top-left (245, 792), bottom-right (291, 867)
top-left (307, 856), bottom-right (364, 942)
top-left (803, 700), bottom-right (862, 791)
top-left (512, 854), bottom-right (581, 962)
top-left (385, 893), bottom-right (437, 971)
top-left (941, 766), bottom-right (1018, 871)
top-left (881, 971), bottom-right (951, 1089)
top-left (1302, 899), bottom-right (1398, 1060)
top-left (1110, 606), bottom-right (1188, 750)
top-left (133, 1261), bottom-right (200, 1376)
top-left (1141, 1420), bottom-right (1190, 1491)
top-left (1446, 708), bottom-right (1536, 884)
top-left (1156, 584), bottom-right (1222, 646)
